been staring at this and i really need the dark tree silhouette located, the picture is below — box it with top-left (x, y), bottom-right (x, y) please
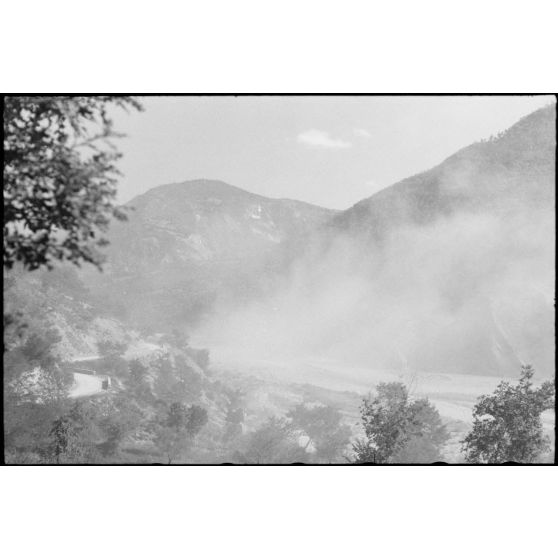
top-left (353, 382), bottom-right (449, 463)
top-left (234, 417), bottom-right (307, 464)
top-left (155, 402), bottom-right (208, 463)
top-left (287, 403), bottom-right (351, 462)
top-left (3, 95), bottom-right (142, 271)
top-left (462, 365), bottom-right (555, 463)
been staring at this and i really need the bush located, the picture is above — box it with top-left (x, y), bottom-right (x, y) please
top-left (233, 417), bottom-right (308, 464)
top-left (287, 403), bottom-right (351, 463)
top-left (462, 365), bottom-right (555, 463)
top-left (353, 382), bottom-right (449, 463)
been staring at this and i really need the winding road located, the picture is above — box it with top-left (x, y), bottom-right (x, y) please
top-left (69, 372), bottom-right (105, 398)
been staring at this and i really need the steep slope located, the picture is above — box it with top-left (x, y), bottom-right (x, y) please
top-left (329, 104), bottom-right (555, 240)
top-left (322, 104), bottom-right (555, 376)
top-left (84, 179), bottom-right (337, 329)
top-left (203, 104), bottom-right (555, 377)
top-left (106, 179), bottom-right (335, 270)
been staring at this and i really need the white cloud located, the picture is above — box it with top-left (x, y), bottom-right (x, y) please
top-left (296, 129), bottom-right (351, 149)
top-left (354, 128), bottom-right (372, 138)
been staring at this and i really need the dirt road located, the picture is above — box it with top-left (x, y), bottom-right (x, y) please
top-left (69, 372), bottom-right (104, 398)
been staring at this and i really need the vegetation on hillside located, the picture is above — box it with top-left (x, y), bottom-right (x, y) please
top-left (3, 96), bottom-right (142, 271)
top-left (4, 273), bottom-right (554, 464)
top-left (461, 365), bottom-right (555, 463)
top-left (352, 382), bottom-right (450, 464)
top-left (3, 97), bottom-right (554, 464)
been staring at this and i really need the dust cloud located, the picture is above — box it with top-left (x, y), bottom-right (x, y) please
top-left (194, 205), bottom-right (555, 379)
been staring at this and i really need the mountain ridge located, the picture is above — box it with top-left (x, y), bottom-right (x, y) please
top-left (83, 104), bottom-right (555, 376)
top-left (328, 104), bottom-right (555, 239)
top-left (129, 178), bottom-right (340, 211)
top-left (84, 178), bottom-right (338, 329)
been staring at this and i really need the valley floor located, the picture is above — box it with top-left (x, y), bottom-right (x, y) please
top-left (208, 347), bottom-right (555, 462)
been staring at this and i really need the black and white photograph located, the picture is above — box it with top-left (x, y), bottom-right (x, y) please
top-left (3, 94), bottom-right (555, 465)
top-left (1, 3), bottom-right (558, 557)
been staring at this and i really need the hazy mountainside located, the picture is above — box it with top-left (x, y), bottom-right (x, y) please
top-left (6, 98), bottom-right (554, 465)
top-left (81, 106), bottom-right (555, 378)
top-left (327, 104), bottom-right (556, 376)
top-left (83, 179), bottom-right (337, 328)
top-left (108, 179), bottom-right (336, 269)
top-left (200, 104), bottom-right (556, 377)
top-left (3, 264), bottom-right (253, 464)
top-left (328, 104), bottom-right (555, 239)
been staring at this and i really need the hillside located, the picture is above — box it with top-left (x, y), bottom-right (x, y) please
top-left (83, 106), bottom-right (555, 377)
top-left (201, 104), bottom-right (556, 378)
top-left (329, 104), bottom-right (555, 239)
top-left (83, 179), bottom-right (336, 329)
top-left (330, 104), bottom-right (556, 376)
top-left (109, 179), bottom-right (336, 269)
top-left (4, 100), bottom-right (555, 465)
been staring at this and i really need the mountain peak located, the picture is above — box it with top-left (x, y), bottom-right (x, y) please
top-left (131, 178), bottom-right (266, 207)
top-left (95, 178), bottom-right (337, 330)
top-left (329, 103), bottom-right (556, 237)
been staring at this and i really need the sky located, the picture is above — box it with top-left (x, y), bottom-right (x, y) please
top-left (111, 95), bottom-right (553, 210)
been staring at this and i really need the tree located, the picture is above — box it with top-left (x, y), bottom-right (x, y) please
top-left (393, 398), bottom-right (450, 463)
top-left (287, 403), bottom-right (351, 463)
top-left (184, 405), bottom-right (209, 437)
top-left (128, 358), bottom-right (151, 399)
top-left (221, 388), bottom-right (245, 443)
top-left (153, 355), bottom-right (176, 402)
top-left (48, 401), bottom-right (99, 463)
top-left (354, 383), bottom-right (410, 463)
top-left (173, 354), bottom-right (203, 402)
top-left (233, 417), bottom-right (308, 464)
top-left (96, 339), bottom-right (129, 377)
top-left (3, 95), bottom-right (142, 271)
top-left (4, 328), bottom-right (71, 412)
top-left (97, 339), bottom-right (127, 358)
top-left (461, 365), bottom-right (555, 463)
top-left (224, 407), bottom-right (245, 441)
top-left (154, 403), bottom-right (208, 464)
top-left (50, 414), bottom-right (77, 464)
top-left (3, 294), bottom-right (74, 461)
top-left (166, 402), bottom-right (189, 429)
top-left (353, 382), bottom-right (449, 463)
top-left (95, 393), bottom-right (146, 459)
top-left (161, 328), bottom-right (189, 350)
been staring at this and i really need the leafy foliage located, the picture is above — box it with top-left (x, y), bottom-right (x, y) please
top-left (49, 402), bottom-right (100, 463)
top-left (223, 389), bottom-right (245, 442)
top-left (3, 95), bottom-right (142, 271)
top-left (153, 355), bottom-right (176, 401)
top-left (97, 339), bottom-right (128, 358)
top-left (233, 417), bottom-right (307, 464)
top-left (94, 340), bottom-right (129, 378)
top-left (393, 399), bottom-right (450, 463)
top-left (3, 244), bottom-right (217, 464)
top-left (161, 328), bottom-right (189, 350)
top-left (461, 365), bottom-right (555, 463)
top-left (287, 403), bottom-right (351, 462)
top-left (128, 358), bottom-right (151, 400)
top-left (353, 382), bottom-right (449, 463)
top-left (154, 403), bottom-right (208, 463)
top-left (174, 354), bottom-right (203, 401)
